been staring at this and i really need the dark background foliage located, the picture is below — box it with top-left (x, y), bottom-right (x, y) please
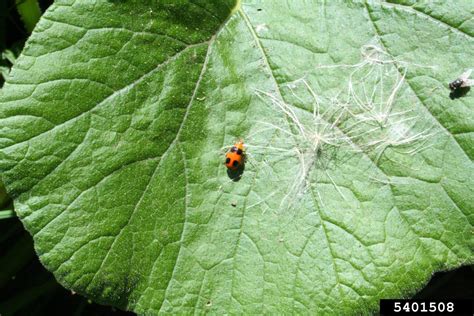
top-left (0, 1), bottom-right (472, 315)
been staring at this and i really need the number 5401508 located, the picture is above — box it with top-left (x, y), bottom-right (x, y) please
top-left (393, 301), bottom-right (454, 313)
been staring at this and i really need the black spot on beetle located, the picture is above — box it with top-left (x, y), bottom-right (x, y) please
top-left (450, 86), bottom-right (470, 100)
top-left (227, 161), bottom-right (245, 182)
top-left (236, 149), bottom-right (243, 155)
top-left (225, 157), bottom-right (231, 164)
top-left (232, 160), bottom-right (239, 167)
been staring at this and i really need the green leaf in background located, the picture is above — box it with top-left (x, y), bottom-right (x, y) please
top-left (16, 0), bottom-right (42, 34)
top-left (0, 0), bottom-right (473, 314)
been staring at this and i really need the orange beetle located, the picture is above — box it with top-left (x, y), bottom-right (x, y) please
top-left (225, 140), bottom-right (245, 170)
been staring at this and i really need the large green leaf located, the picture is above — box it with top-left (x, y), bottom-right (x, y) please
top-left (0, 0), bottom-right (473, 314)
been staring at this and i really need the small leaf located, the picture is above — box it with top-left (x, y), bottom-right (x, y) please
top-left (2, 50), bottom-right (18, 65)
top-left (0, 0), bottom-right (472, 314)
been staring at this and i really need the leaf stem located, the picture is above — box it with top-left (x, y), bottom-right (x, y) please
top-left (0, 209), bottom-right (15, 220)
